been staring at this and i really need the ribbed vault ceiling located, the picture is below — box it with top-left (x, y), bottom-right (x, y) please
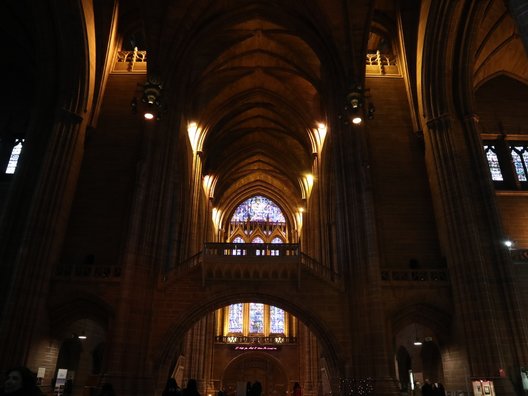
top-left (131, 0), bottom-right (374, 215)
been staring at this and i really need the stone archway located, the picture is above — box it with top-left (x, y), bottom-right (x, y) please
top-left (221, 352), bottom-right (288, 396)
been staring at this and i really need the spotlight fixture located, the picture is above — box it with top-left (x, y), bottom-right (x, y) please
top-left (131, 77), bottom-right (166, 121)
top-left (344, 85), bottom-right (375, 125)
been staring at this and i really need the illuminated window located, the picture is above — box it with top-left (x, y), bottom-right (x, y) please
top-left (270, 306), bottom-right (285, 333)
top-left (223, 303), bottom-right (289, 338)
top-left (231, 196), bottom-right (286, 222)
top-left (5, 139), bottom-right (24, 174)
top-left (511, 145), bottom-right (528, 182)
top-left (249, 303), bottom-right (264, 333)
top-left (484, 145), bottom-right (503, 181)
top-left (228, 304), bottom-right (243, 333)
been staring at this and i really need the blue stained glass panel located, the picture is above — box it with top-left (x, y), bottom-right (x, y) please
top-left (512, 146), bottom-right (528, 182)
top-left (231, 196), bottom-right (286, 222)
top-left (249, 303), bottom-right (264, 333)
top-left (270, 306), bottom-right (285, 333)
top-left (228, 304), bottom-right (243, 332)
top-left (484, 145), bottom-right (503, 181)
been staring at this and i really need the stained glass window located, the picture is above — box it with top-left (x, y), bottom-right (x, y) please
top-left (5, 139), bottom-right (24, 174)
top-left (511, 146), bottom-right (528, 182)
top-left (249, 303), bottom-right (264, 333)
top-left (270, 306), bottom-right (285, 333)
top-left (484, 145), bottom-right (503, 181)
top-left (228, 304), bottom-right (243, 333)
top-left (231, 196), bottom-right (286, 223)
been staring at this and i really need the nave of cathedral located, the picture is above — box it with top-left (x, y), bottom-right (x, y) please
top-left (1, 1), bottom-right (528, 396)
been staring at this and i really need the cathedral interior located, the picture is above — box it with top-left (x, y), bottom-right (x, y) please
top-left (1, 1), bottom-right (528, 396)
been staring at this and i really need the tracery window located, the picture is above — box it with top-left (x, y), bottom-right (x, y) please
top-left (232, 196), bottom-right (286, 222)
top-left (225, 303), bottom-right (287, 335)
top-left (484, 145), bottom-right (503, 181)
top-left (511, 145), bottom-right (528, 182)
top-left (228, 195), bottom-right (288, 244)
top-left (483, 140), bottom-right (528, 189)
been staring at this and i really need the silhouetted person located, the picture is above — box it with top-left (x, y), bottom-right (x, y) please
top-left (163, 378), bottom-right (182, 396)
top-left (251, 381), bottom-right (262, 396)
top-left (0, 366), bottom-right (44, 395)
top-left (421, 379), bottom-right (433, 396)
top-left (183, 379), bottom-right (200, 396)
top-left (246, 382), bottom-right (252, 396)
top-left (293, 382), bottom-right (302, 396)
top-left (432, 382), bottom-right (446, 396)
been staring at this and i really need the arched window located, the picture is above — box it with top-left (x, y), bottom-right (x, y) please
top-left (231, 195), bottom-right (285, 222)
top-left (228, 195), bottom-right (288, 244)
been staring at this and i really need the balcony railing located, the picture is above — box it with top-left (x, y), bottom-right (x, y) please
top-left (380, 269), bottom-right (449, 282)
top-left (215, 335), bottom-right (296, 345)
top-left (114, 49), bottom-right (147, 72)
top-left (55, 263), bottom-right (121, 280)
top-left (203, 242), bottom-right (299, 257)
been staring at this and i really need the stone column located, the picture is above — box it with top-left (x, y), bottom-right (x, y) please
top-left (424, 113), bottom-right (528, 394)
top-left (0, 108), bottom-right (87, 369)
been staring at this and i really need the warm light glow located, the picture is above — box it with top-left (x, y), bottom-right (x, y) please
top-left (311, 122), bottom-right (328, 156)
top-left (144, 112), bottom-right (155, 120)
top-left (298, 207), bottom-right (305, 213)
top-left (212, 207), bottom-right (221, 232)
top-left (203, 174), bottom-right (215, 198)
top-left (504, 240), bottom-right (513, 248)
top-left (187, 121), bottom-right (201, 153)
top-left (413, 340), bottom-right (422, 346)
top-left (78, 334), bottom-right (87, 340)
top-left (301, 173), bottom-right (315, 200)
top-left (352, 116), bottom-right (362, 124)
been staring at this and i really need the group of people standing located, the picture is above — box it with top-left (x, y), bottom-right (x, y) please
top-left (163, 378), bottom-right (201, 396)
top-left (420, 379), bottom-right (446, 396)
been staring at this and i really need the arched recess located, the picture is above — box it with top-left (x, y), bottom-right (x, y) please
top-left (221, 352), bottom-right (289, 396)
top-left (391, 304), bottom-right (452, 346)
top-left (49, 293), bottom-right (115, 336)
top-left (474, 74), bottom-right (528, 134)
top-left (390, 304), bottom-right (451, 389)
top-left (151, 293), bottom-right (344, 396)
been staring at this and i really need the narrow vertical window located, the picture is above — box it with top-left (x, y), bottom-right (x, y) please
top-left (270, 306), bottom-right (285, 333)
top-left (5, 139), bottom-right (24, 174)
top-left (484, 145), bottom-right (503, 181)
top-left (511, 146), bottom-right (528, 182)
top-left (228, 304), bottom-right (243, 333)
top-left (249, 303), bottom-right (264, 333)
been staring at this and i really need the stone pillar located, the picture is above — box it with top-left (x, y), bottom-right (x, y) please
top-left (0, 108), bottom-right (87, 369)
top-left (423, 113), bottom-right (528, 395)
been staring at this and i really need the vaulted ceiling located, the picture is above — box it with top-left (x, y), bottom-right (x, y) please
top-left (121, 0), bottom-right (376, 213)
